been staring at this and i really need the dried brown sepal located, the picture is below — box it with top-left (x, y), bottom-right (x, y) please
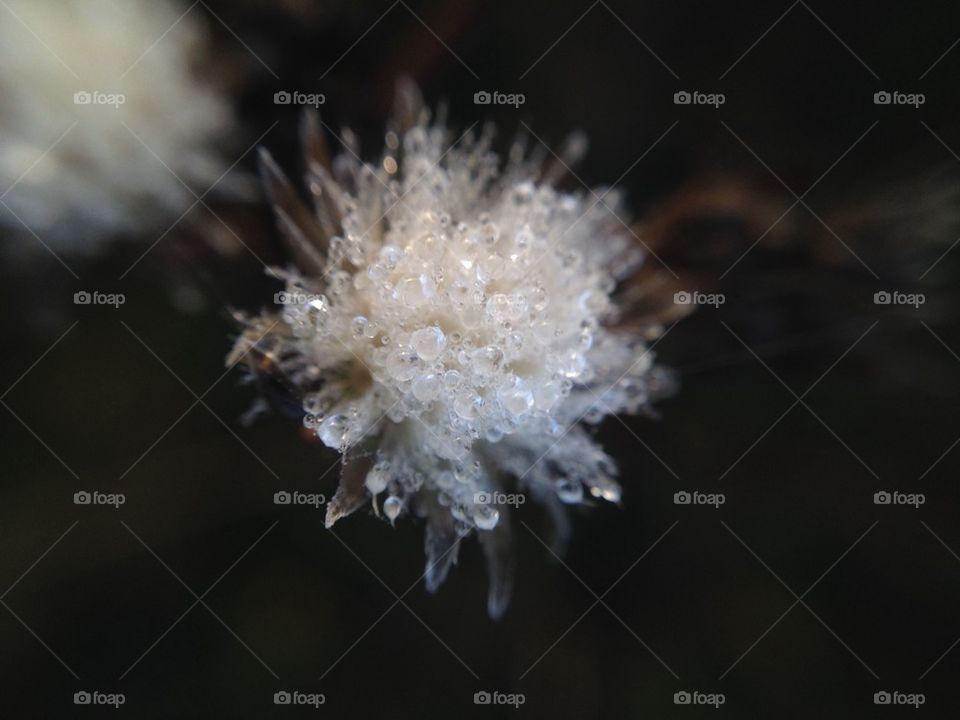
top-left (324, 449), bottom-right (374, 529)
top-left (257, 147), bottom-right (329, 271)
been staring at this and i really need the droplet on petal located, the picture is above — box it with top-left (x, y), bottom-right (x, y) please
top-left (384, 495), bottom-right (403, 521)
top-left (411, 326), bottom-right (445, 360)
top-left (473, 504), bottom-right (500, 530)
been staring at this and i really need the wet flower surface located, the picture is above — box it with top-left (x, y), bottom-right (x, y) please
top-left (232, 82), bottom-right (678, 616)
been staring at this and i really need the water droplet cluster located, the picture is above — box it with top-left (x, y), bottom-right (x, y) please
top-left (253, 117), bottom-right (671, 532)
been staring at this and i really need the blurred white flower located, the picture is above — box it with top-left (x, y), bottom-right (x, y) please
top-left (232, 82), bottom-right (678, 617)
top-left (0, 0), bottom-right (237, 251)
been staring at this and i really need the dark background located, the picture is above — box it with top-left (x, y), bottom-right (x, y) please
top-left (3, 0), bottom-right (960, 717)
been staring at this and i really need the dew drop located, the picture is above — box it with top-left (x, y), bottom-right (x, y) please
top-left (350, 316), bottom-right (368, 338)
top-left (412, 373), bottom-right (441, 402)
top-left (379, 245), bottom-right (402, 269)
top-left (386, 348), bottom-right (419, 382)
top-left (318, 414), bottom-right (349, 450)
top-left (398, 274), bottom-right (436, 307)
top-left (365, 461), bottom-right (391, 494)
top-left (556, 478), bottom-right (584, 504)
top-left (411, 326), bottom-right (446, 361)
top-left (383, 495), bottom-right (402, 521)
top-left (471, 346), bottom-right (504, 376)
top-left (473, 504), bottom-right (500, 530)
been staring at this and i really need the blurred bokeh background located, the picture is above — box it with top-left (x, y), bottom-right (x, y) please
top-left (2, 0), bottom-right (960, 716)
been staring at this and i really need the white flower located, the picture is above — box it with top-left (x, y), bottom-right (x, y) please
top-left (232, 81), bottom-right (679, 617)
top-left (0, 0), bottom-right (237, 251)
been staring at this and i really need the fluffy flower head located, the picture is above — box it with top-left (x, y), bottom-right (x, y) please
top-left (233, 83), bottom-right (678, 615)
